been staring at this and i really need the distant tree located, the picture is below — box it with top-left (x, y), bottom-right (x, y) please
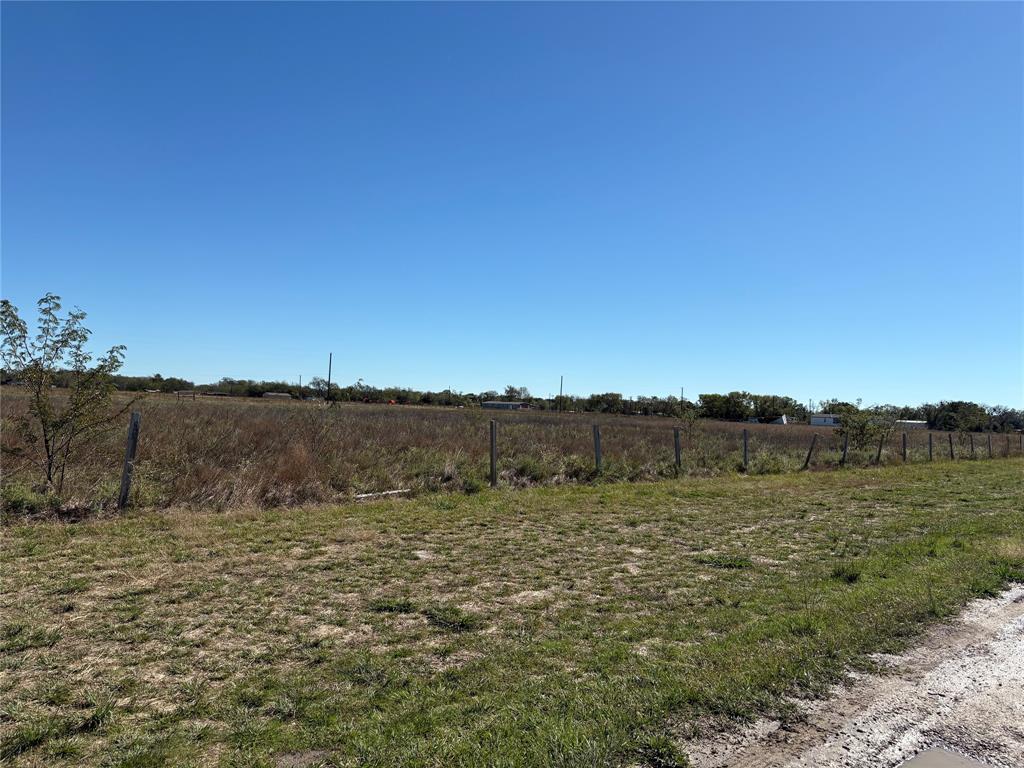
top-left (1, 294), bottom-right (132, 494)
top-left (817, 399), bottom-right (861, 415)
top-left (922, 401), bottom-right (989, 432)
top-left (504, 385), bottom-right (530, 401)
top-left (698, 392), bottom-right (753, 421)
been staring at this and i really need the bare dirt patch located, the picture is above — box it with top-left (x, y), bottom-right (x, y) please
top-left (684, 584), bottom-right (1024, 768)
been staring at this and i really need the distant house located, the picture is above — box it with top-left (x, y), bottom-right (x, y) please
top-left (482, 401), bottom-right (529, 410)
top-left (263, 392), bottom-right (293, 399)
top-left (895, 420), bottom-right (928, 430)
top-left (810, 413), bottom-right (842, 426)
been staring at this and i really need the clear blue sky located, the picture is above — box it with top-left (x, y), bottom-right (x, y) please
top-left (2, 2), bottom-right (1021, 406)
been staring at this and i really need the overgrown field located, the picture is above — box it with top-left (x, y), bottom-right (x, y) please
top-left (1, 460), bottom-right (1022, 767)
top-left (3, 389), bottom-right (1017, 511)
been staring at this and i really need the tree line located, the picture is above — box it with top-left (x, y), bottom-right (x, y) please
top-left (50, 375), bottom-right (1023, 433)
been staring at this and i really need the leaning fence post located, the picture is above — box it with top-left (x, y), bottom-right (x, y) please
top-left (929, 433), bottom-right (933, 461)
top-left (902, 431), bottom-right (908, 462)
top-left (948, 432), bottom-right (955, 460)
top-left (742, 429), bottom-right (749, 472)
top-left (117, 411), bottom-right (142, 509)
top-left (988, 433), bottom-right (993, 459)
top-left (593, 424), bottom-right (602, 474)
top-left (489, 420), bottom-right (497, 488)
top-left (673, 427), bottom-right (681, 474)
top-left (875, 433), bottom-right (885, 465)
top-left (802, 433), bottom-right (818, 470)
top-left (840, 432), bottom-right (849, 467)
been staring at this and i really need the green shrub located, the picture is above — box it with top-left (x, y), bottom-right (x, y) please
top-left (1, 483), bottom-right (57, 515)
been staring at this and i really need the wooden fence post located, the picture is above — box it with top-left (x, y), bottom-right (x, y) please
top-left (117, 411), bottom-right (142, 510)
top-left (742, 429), bottom-right (749, 472)
top-left (988, 433), bottom-right (993, 459)
top-left (840, 432), bottom-right (849, 466)
top-left (928, 433), bottom-right (933, 461)
top-left (969, 433), bottom-right (975, 458)
top-left (1007, 434), bottom-right (1011, 457)
top-left (803, 433), bottom-right (818, 470)
top-left (489, 420), bottom-right (497, 488)
top-left (593, 424), bottom-right (602, 474)
top-left (875, 433), bottom-right (885, 465)
top-left (902, 431), bottom-right (908, 462)
top-left (948, 432), bottom-right (955, 460)
top-left (673, 427), bottom-right (681, 473)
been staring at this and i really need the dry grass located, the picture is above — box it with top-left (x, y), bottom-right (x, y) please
top-left (1, 460), bottom-right (1021, 766)
top-left (2, 388), bottom-right (1017, 512)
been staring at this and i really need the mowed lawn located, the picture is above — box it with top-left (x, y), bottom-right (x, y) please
top-left (2, 461), bottom-right (1022, 767)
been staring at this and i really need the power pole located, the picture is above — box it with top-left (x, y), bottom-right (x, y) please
top-left (327, 353), bottom-right (333, 406)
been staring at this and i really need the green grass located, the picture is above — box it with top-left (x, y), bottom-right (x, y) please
top-left (1, 459), bottom-right (1022, 767)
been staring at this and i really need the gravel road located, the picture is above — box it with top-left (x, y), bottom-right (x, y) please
top-left (685, 584), bottom-right (1024, 768)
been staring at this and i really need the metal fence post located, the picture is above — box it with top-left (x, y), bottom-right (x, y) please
top-left (593, 424), bottom-right (602, 474)
top-left (929, 433), bottom-right (933, 461)
top-left (902, 431), bottom-right (908, 462)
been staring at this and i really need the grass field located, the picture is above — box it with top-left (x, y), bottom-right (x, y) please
top-left (1, 459), bottom-right (1021, 767)
top-left (4, 389), bottom-right (1018, 512)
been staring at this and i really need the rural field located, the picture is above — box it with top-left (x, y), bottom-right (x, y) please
top-left (1, 459), bottom-right (1022, 766)
top-left (3, 390), bottom-right (1017, 513)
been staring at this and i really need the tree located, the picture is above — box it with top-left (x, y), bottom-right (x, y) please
top-left (698, 392), bottom-right (753, 421)
top-left (835, 405), bottom-right (897, 450)
top-left (1, 294), bottom-right (132, 494)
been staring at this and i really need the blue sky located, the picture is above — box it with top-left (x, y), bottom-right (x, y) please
top-left (2, 2), bottom-right (1021, 406)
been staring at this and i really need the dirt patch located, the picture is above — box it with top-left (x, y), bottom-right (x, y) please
top-left (684, 584), bottom-right (1024, 768)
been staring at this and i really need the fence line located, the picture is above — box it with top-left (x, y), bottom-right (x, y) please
top-left (112, 411), bottom-right (1024, 495)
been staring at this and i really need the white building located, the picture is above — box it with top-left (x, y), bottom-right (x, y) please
top-left (810, 413), bottom-right (842, 426)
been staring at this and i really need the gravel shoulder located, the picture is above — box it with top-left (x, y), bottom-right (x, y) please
top-left (685, 584), bottom-right (1024, 768)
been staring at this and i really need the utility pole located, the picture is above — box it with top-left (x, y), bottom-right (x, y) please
top-left (327, 353), bottom-right (333, 406)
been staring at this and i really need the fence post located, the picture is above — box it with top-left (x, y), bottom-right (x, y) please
top-left (1007, 434), bottom-right (1011, 457)
top-left (948, 432), bottom-right (955, 460)
top-left (988, 433), bottom-right (993, 459)
top-left (902, 431), bottom-right (908, 462)
top-left (929, 433), bottom-right (933, 461)
top-left (593, 424), bottom-right (602, 474)
top-left (969, 433), bottom-right (974, 458)
top-left (673, 427), bottom-right (681, 474)
top-left (875, 433), bottom-right (885, 465)
top-left (802, 433), bottom-right (818, 470)
top-left (117, 411), bottom-right (142, 510)
top-left (489, 420), bottom-right (497, 488)
top-left (840, 432), bottom-right (849, 467)
top-left (742, 429), bottom-right (749, 472)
